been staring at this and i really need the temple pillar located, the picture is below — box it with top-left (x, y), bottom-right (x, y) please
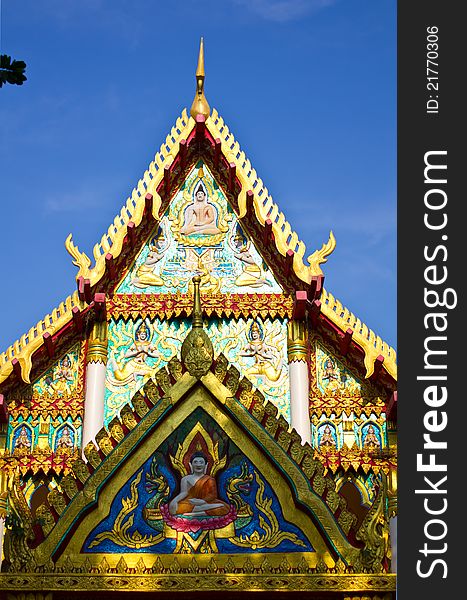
top-left (82, 321), bottom-right (108, 453)
top-left (287, 320), bottom-right (311, 445)
top-left (387, 466), bottom-right (398, 573)
top-left (0, 472), bottom-right (8, 569)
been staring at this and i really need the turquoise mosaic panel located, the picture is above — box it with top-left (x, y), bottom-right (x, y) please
top-left (104, 317), bottom-right (290, 425)
top-left (316, 342), bottom-right (362, 396)
top-left (32, 345), bottom-right (80, 397)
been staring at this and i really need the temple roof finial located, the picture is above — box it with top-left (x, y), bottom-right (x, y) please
top-left (191, 275), bottom-right (203, 329)
top-left (181, 276), bottom-right (213, 378)
top-left (190, 37), bottom-right (210, 120)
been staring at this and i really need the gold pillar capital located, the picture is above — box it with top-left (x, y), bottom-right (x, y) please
top-left (287, 320), bottom-right (308, 362)
top-left (86, 321), bottom-right (108, 365)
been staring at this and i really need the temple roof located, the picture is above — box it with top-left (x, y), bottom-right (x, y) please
top-left (0, 83), bottom-right (397, 388)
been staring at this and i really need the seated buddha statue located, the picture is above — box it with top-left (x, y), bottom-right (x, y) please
top-left (168, 451), bottom-right (229, 517)
top-left (179, 185), bottom-right (221, 236)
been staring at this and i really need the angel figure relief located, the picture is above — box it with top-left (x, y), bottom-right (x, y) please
top-left (131, 224), bottom-right (169, 289)
top-left (34, 353), bottom-right (77, 397)
top-left (239, 321), bottom-right (282, 383)
top-left (229, 226), bottom-right (272, 289)
top-left (107, 321), bottom-right (159, 389)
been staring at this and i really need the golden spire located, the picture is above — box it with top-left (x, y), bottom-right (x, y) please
top-left (190, 37), bottom-right (210, 120)
top-left (191, 276), bottom-right (203, 329)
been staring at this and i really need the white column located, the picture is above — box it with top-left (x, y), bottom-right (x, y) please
top-left (82, 361), bottom-right (106, 449)
top-left (287, 321), bottom-right (312, 445)
top-left (82, 324), bottom-right (108, 454)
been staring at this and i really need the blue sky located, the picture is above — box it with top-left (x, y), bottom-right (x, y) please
top-left (0, 0), bottom-right (396, 352)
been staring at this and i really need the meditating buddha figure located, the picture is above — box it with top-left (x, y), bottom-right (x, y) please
top-left (179, 184), bottom-right (221, 235)
top-left (168, 451), bottom-right (229, 517)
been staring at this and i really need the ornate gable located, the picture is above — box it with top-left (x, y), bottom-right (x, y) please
top-left (3, 345), bottom-right (394, 594)
top-left (0, 40), bottom-right (396, 599)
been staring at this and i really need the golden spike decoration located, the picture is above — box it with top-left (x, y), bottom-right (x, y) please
top-left (190, 37), bottom-right (210, 119)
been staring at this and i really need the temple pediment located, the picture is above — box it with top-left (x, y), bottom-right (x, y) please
top-left (0, 39), bottom-right (396, 599)
top-left (4, 348), bottom-right (389, 581)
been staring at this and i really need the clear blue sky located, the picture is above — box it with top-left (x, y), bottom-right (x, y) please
top-left (0, 0), bottom-right (396, 352)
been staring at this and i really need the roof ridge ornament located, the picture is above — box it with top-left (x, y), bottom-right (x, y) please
top-left (181, 276), bottom-right (214, 377)
top-left (190, 37), bottom-right (210, 120)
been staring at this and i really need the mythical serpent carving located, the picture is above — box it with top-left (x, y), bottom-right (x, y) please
top-left (2, 473), bottom-right (36, 572)
top-left (355, 483), bottom-right (391, 572)
top-left (225, 461), bottom-right (253, 519)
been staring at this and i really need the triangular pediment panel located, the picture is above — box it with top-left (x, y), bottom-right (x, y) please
top-left (24, 365), bottom-right (364, 577)
top-left (116, 163), bottom-right (282, 295)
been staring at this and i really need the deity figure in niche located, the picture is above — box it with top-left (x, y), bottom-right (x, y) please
top-left (230, 226), bottom-right (271, 288)
top-left (180, 182), bottom-right (221, 235)
top-left (240, 321), bottom-right (281, 383)
top-left (14, 425), bottom-right (32, 451)
top-left (55, 425), bottom-right (74, 451)
top-left (44, 354), bottom-right (75, 396)
top-left (109, 321), bottom-right (158, 386)
top-left (319, 424), bottom-right (337, 448)
top-left (131, 226), bottom-right (168, 289)
top-left (363, 424), bottom-right (381, 450)
top-left (168, 451), bottom-right (230, 517)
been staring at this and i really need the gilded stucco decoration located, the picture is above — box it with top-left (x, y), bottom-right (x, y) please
top-left (0, 47), bottom-right (396, 598)
top-left (116, 163), bottom-right (281, 295)
top-left (104, 316), bottom-right (289, 424)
